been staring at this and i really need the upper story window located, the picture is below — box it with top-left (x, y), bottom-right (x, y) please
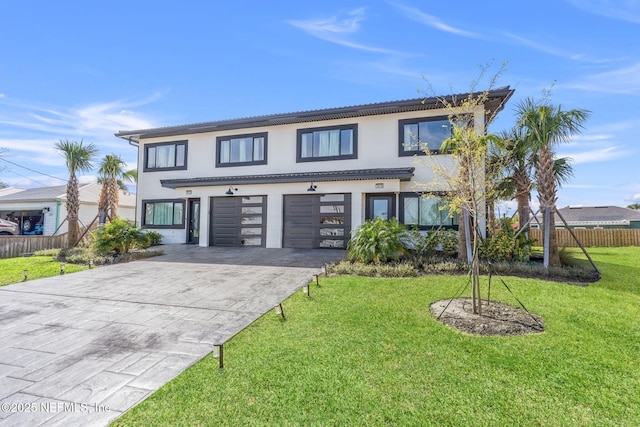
top-left (399, 193), bottom-right (459, 229)
top-left (144, 141), bottom-right (187, 172)
top-left (297, 124), bottom-right (357, 162)
top-left (399, 116), bottom-right (452, 156)
top-left (216, 132), bottom-right (267, 167)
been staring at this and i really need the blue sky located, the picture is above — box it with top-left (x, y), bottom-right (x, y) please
top-left (1, 1), bottom-right (639, 213)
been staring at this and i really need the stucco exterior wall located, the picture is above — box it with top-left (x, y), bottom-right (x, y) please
top-left (134, 105), bottom-right (488, 247)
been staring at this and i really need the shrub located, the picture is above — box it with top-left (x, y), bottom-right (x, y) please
top-left (328, 260), bottom-right (417, 277)
top-left (33, 248), bottom-right (62, 257)
top-left (480, 218), bottom-right (534, 262)
top-left (91, 217), bottom-right (146, 255)
top-left (347, 218), bottom-right (408, 264)
top-left (141, 230), bottom-right (163, 247)
top-left (437, 229), bottom-right (459, 258)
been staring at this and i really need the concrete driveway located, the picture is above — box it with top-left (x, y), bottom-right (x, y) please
top-left (0, 245), bottom-right (345, 426)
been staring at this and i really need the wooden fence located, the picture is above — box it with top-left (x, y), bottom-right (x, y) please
top-left (0, 234), bottom-right (69, 259)
top-left (529, 228), bottom-right (640, 247)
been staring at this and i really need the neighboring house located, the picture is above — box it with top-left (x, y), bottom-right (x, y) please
top-left (553, 206), bottom-right (640, 230)
top-left (0, 183), bottom-right (136, 236)
top-left (115, 88), bottom-right (514, 248)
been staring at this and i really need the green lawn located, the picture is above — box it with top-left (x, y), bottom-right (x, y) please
top-left (0, 256), bottom-right (88, 286)
top-left (113, 247), bottom-right (640, 426)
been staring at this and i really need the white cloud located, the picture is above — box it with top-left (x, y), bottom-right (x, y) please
top-left (558, 146), bottom-right (629, 164)
top-left (288, 8), bottom-right (403, 54)
top-left (629, 194), bottom-right (640, 201)
top-left (502, 32), bottom-right (583, 60)
top-left (0, 94), bottom-right (158, 138)
top-left (392, 3), bottom-right (485, 39)
top-left (563, 62), bottom-right (640, 94)
top-left (0, 94), bottom-right (157, 188)
top-left (565, 0), bottom-right (640, 24)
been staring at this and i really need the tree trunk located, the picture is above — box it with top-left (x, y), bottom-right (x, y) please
top-left (537, 147), bottom-right (561, 267)
top-left (457, 211), bottom-right (468, 261)
top-left (66, 175), bottom-right (80, 246)
top-left (516, 193), bottom-right (530, 230)
top-left (108, 179), bottom-right (119, 218)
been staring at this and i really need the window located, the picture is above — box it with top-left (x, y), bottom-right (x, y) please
top-left (399, 117), bottom-right (452, 156)
top-left (216, 132), bottom-right (267, 167)
top-left (399, 193), bottom-right (458, 229)
top-left (297, 124), bottom-right (357, 162)
top-left (144, 141), bottom-right (187, 171)
top-left (142, 200), bottom-right (185, 228)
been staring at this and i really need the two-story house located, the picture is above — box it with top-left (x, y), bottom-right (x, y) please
top-left (115, 87), bottom-right (514, 249)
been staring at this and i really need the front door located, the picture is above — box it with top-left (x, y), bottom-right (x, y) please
top-left (365, 194), bottom-right (396, 221)
top-left (187, 199), bottom-right (201, 244)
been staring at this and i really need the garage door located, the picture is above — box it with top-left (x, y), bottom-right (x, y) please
top-left (210, 196), bottom-right (266, 247)
top-left (283, 194), bottom-right (351, 249)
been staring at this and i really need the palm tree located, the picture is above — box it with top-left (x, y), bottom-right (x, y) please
top-left (97, 155), bottom-right (132, 220)
top-left (55, 139), bottom-right (99, 245)
top-left (499, 127), bottom-right (534, 229)
top-left (516, 98), bottom-right (590, 267)
top-left (628, 203), bottom-right (640, 210)
top-left (499, 127), bottom-right (574, 231)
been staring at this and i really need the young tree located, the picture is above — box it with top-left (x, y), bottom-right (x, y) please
top-left (516, 98), bottom-right (590, 267)
top-left (97, 154), bottom-right (132, 220)
top-left (417, 64), bottom-right (510, 314)
top-left (55, 139), bottom-right (99, 245)
top-left (628, 203), bottom-right (640, 210)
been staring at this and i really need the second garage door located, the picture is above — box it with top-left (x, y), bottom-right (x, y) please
top-left (283, 193), bottom-right (351, 249)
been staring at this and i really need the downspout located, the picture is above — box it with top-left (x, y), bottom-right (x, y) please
top-left (128, 137), bottom-right (140, 227)
top-left (55, 201), bottom-right (61, 235)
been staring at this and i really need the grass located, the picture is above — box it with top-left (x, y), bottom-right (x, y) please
top-left (112, 247), bottom-right (640, 426)
top-left (0, 255), bottom-right (88, 286)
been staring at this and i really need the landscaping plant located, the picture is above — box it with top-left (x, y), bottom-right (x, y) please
top-left (347, 217), bottom-right (408, 264)
top-left (90, 217), bottom-right (148, 255)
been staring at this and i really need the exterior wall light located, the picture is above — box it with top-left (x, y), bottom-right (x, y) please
top-left (225, 186), bottom-right (237, 195)
top-left (307, 182), bottom-right (317, 192)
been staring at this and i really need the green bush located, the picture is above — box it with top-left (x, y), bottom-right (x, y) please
top-left (437, 229), bottom-right (459, 258)
top-left (33, 248), bottom-right (62, 257)
top-left (480, 218), bottom-right (534, 262)
top-left (329, 260), bottom-right (418, 277)
top-left (91, 217), bottom-right (147, 255)
top-left (141, 230), bottom-right (163, 247)
top-left (347, 218), bottom-right (408, 264)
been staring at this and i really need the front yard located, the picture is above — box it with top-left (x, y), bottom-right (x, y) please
top-left (112, 247), bottom-right (640, 426)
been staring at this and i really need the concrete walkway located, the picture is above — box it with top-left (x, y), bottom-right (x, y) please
top-left (0, 245), bottom-right (345, 426)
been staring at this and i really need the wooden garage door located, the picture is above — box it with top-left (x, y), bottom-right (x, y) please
top-left (210, 196), bottom-right (266, 247)
top-left (283, 194), bottom-right (351, 249)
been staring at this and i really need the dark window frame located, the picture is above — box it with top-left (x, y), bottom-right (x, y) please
top-left (143, 140), bottom-right (188, 172)
top-left (216, 132), bottom-right (268, 167)
top-left (398, 192), bottom-right (459, 230)
top-left (142, 199), bottom-right (186, 229)
top-left (398, 116), bottom-right (453, 157)
top-left (296, 124), bottom-right (358, 163)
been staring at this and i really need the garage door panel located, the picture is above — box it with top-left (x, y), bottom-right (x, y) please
top-left (283, 194), bottom-right (351, 249)
top-left (210, 196), bottom-right (266, 247)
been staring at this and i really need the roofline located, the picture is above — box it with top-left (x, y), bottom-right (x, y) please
top-left (116, 87), bottom-right (514, 142)
top-left (160, 167), bottom-right (415, 189)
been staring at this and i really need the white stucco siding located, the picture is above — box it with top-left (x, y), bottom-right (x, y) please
top-left (134, 103), bottom-right (489, 247)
